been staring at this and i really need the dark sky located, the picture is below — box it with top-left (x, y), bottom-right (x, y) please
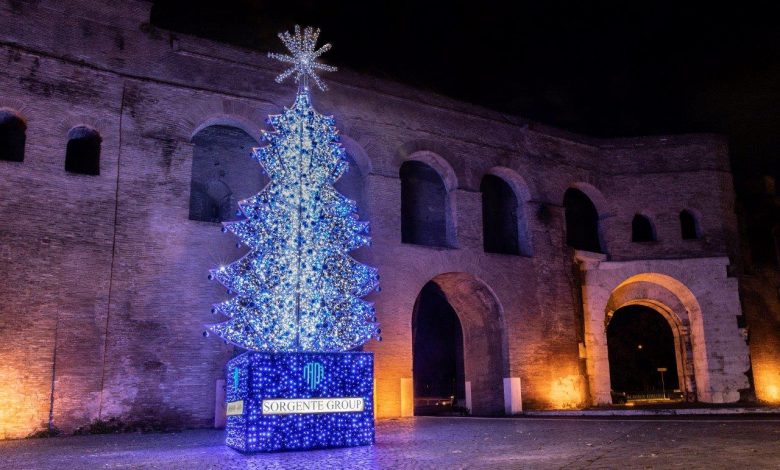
top-left (151, 1), bottom-right (780, 183)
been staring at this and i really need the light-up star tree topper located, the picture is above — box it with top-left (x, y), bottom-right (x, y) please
top-left (268, 25), bottom-right (338, 91)
top-left (206, 25), bottom-right (381, 352)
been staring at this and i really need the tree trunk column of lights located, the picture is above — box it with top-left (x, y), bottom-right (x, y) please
top-left (203, 26), bottom-right (381, 453)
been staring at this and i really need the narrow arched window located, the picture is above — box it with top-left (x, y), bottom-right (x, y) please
top-left (0, 109), bottom-right (26, 162)
top-left (679, 210), bottom-right (700, 240)
top-left (400, 160), bottom-right (452, 247)
top-left (564, 188), bottom-right (602, 253)
top-left (481, 174), bottom-right (530, 255)
top-left (189, 125), bottom-right (264, 223)
top-left (65, 126), bottom-right (101, 175)
top-left (631, 214), bottom-right (656, 242)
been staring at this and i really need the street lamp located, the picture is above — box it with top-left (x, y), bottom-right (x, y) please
top-left (657, 367), bottom-right (668, 399)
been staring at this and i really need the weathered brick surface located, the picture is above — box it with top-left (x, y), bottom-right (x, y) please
top-left (736, 179), bottom-right (780, 405)
top-left (0, 0), bottom-right (754, 438)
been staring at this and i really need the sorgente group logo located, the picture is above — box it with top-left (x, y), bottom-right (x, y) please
top-left (303, 361), bottom-right (325, 390)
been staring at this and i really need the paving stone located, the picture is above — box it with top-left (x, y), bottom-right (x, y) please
top-left (2, 417), bottom-right (780, 469)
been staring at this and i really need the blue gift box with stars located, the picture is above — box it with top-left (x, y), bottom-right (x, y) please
top-left (224, 351), bottom-right (375, 453)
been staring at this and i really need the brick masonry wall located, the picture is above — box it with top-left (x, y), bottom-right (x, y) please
top-left (0, 0), bottom-right (752, 437)
top-left (741, 271), bottom-right (780, 402)
top-left (736, 183), bottom-right (780, 404)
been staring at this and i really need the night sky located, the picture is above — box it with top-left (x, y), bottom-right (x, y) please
top-left (151, 1), bottom-right (780, 188)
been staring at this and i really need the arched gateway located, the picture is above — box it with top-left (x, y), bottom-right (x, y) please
top-left (411, 272), bottom-right (508, 416)
top-left (582, 272), bottom-right (707, 404)
top-left (603, 273), bottom-right (705, 402)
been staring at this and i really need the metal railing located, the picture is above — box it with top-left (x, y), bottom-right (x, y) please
top-left (625, 391), bottom-right (685, 401)
top-left (414, 397), bottom-right (455, 407)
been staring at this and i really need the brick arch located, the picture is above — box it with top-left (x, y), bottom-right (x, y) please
top-left (56, 116), bottom-right (106, 138)
top-left (483, 167), bottom-right (533, 256)
top-left (564, 183), bottom-right (607, 253)
top-left (412, 272), bottom-right (508, 415)
top-left (486, 166), bottom-right (532, 202)
top-left (631, 212), bottom-right (657, 242)
top-left (397, 141), bottom-right (458, 192)
top-left (190, 115), bottom-right (263, 145)
top-left (679, 208), bottom-right (702, 240)
top-left (399, 151), bottom-right (458, 248)
top-left (0, 108), bottom-right (27, 163)
top-left (0, 100), bottom-right (28, 113)
top-left (600, 273), bottom-right (707, 402)
top-left (65, 125), bottom-right (102, 175)
top-left (567, 181), bottom-right (611, 217)
top-left (188, 123), bottom-right (263, 223)
top-left (404, 150), bottom-right (458, 193)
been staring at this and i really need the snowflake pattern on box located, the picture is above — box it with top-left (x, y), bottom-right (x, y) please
top-left (206, 37), bottom-right (380, 351)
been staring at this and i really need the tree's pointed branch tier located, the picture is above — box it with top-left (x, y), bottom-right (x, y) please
top-left (207, 88), bottom-right (380, 352)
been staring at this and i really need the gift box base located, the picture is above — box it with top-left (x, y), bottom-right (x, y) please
top-left (224, 351), bottom-right (374, 453)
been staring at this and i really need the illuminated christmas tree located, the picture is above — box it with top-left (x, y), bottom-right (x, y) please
top-left (204, 26), bottom-right (379, 453)
top-left (209, 26), bottom-right (379, 352)
top-left (207, 26), bottom-right (381, 353)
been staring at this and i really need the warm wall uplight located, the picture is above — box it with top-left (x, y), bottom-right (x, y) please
top-left (754, 369), bottom-right (780, 404)
top-left (548, 375), bottom-right (584, 409)
top-left (0, 363), bottom-right (47, 439)
top-left (767, 385), bottom-right (779, 402)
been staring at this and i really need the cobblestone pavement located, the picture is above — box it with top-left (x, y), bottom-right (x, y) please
top-left (2, 416), bottom-right (780, 469)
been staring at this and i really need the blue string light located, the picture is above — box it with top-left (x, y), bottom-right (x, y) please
top-left (206, 89), bottom-right (381, 352)
top-left (203, 26), bottom-right (379, 453)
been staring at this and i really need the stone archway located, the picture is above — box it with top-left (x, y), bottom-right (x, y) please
top-left (583, 271), bottom-right (707, 404)
top-left (411, 272), bottom-right (508, 415)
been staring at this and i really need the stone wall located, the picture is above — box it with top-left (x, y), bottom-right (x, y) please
top-left (0, 0), bottom-right (752, 438)
top-left (736, 178), bottom-right (780, 404)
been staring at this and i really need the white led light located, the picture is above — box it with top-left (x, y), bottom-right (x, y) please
top-left (206, 30), bottom-right (379, 352)
top-left (268, 25), bottom-right (338, 91)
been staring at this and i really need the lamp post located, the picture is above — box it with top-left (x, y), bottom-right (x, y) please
top-left (657, 367), bottom-right (668, 399)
